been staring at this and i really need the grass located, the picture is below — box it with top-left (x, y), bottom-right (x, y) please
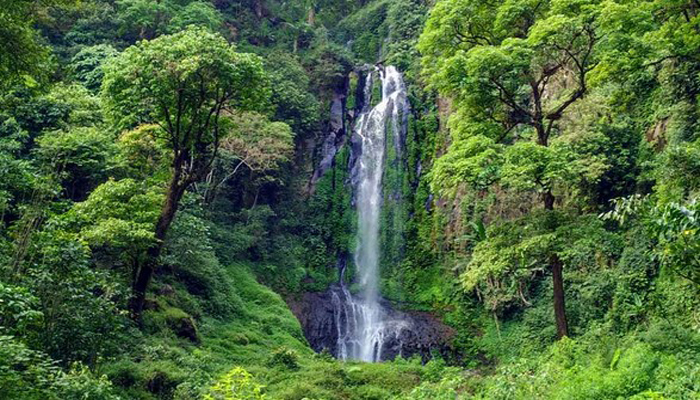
top-left (101, 262), bottom-right (436, 399)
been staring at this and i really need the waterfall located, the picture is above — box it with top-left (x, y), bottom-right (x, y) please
top-left (334, 65), bottom-right (410, 362)
top-left (298, 65), bottom-right (449, 361)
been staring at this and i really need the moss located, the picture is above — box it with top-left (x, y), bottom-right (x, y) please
top-left (347, 71), bottom-right (359, 111)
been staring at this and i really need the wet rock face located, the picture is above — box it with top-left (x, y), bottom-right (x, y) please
top-left (307, 67), bottom-right (372, 194)
top-left (289, 287), bottom-right (455, 362)
top-left (308, 90), bottom-right (347, 189)
top-left (291, 290), bottom-right (341, 356)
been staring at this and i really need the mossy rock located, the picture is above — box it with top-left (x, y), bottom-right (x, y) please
top-left (143, 306), bottom-right (201, 343)
top-left (165, 307), bottom-right (200, 343)
top-left (145, 368), bottom-right (183, 398)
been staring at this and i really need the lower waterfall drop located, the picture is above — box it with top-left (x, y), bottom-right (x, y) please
top-left (334, 65), bottom-right (410, 362)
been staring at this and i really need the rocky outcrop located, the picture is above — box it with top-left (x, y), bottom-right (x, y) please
top-left (308, 89), bottom-right (347, 191)
top-left (307, 66), bottom-right (373, 194)
top-left (289, 286), bottom-right (456, 362)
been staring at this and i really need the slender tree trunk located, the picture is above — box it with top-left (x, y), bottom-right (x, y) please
top-left (254, 0), bottom-right (264, 18)
top-left (307, 6), bottom-right (315, 26)
top-left (551, 253), bottom-right (568, 338)
top-left (538, 107), bottom-right (569, 337)
top-left (544, 190), bottom-right (555, 210)
top-left (130, 170), bottom-right (188, 319)
top-left (543, 189), bottom-right (569, 338)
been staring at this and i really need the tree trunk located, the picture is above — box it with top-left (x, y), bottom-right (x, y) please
top-left (544, 190), bottom-right (555, 210)
top-left (307, 6), bottom-right (315, 26)
top-left (543, 189), bottom-right (569, 338)
top-left (551, 253), bottom-right (568, 338)
top-left (254, 0), bottom-right (264, 18)
top-left (130, 170), bottom-right (188, 319)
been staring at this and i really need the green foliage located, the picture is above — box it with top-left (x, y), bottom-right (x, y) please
top-left (267, 347), bottom-right (301, 370)
top-left (0, 336), bottom-right (120, 400)
top-left (204, 367), bottom-right (265, 400)
top-left (70, 44), bottom-right (119, 93)
top-left (219, 112), bottom-right (295, 184)
top-left (0, 283), bottom-right (43, 336)
top-left (102, 25), bottom-right (270, 134)
top-left (0, 0), bottom-right (76, 88)
top-left (402, 374), bottom-right (466, 400)
top-left (604, 195), bottom-right (700, 285)
top-left (162, 203), bottom-right (246, 318)
top-left (459, 332), bottom-right (700, 399)
top-left (35, 126), bottom-right (116, 199)
top-left (1, 83), bottom-right (101, 140)
top-left (0, 335), bottom-right (58, 399)
top-left (335, 0), bottom-right (390, 62)
top-left (430, 131), bottom-right (502, 194)
top-left (306, 41), bottom-right (354, 100)
top-left (115, 0), bottom-right (225, 41)
top-left (114, 124), bottom-right (171, 181)
top-left (265, 52), bottom-right (320, 135)
top-left (72, 178), bottom-right (161, 257)
top-left (169, 1), bottom-right (224, 34)
top-left (52, 363), bottom-right (121, 400)
top-left (655, 138), bottom-right (700, 202)
top-left (3, 0), bottom-right (700, 399)
top-left (25, 229), bottom-right (128, 366)
top-left (115, 0), bottom-right (174, 40)
top-left (464, 212), bottom-right (621, 315)
top-left (43, 83), bottom-right (104, 128)
top-left (0, 119), bottom-right (35, 219)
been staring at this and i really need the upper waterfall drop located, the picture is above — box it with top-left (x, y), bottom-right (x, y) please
top-left (337, 65), bottom-right (410, 362)
top-left (354, 66), bottom-right (408, 303)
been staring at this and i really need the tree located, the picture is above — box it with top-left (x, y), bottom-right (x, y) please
top-left (70, 178), bottom-right (162, 277)
top-left (169, 1), bottom-right (224, 34)
top-left (604, 195), bottom-right (700, 286)
top-left (419, 0), bottom-right (601, 338)
top-left (102, 26), bottom-right (270, 317)
top-left (70, 44), bottom-right (119, 93)
top-left (116, 0), bottom-right (225, 41)
top-left (265, 52), bottom-right (320, 135)
top-left (116, 0), bottom-right (175, 40)
top-left (35, 127), bottom-right (116, 201)
top-left (201, 112), bottom-right (295, 205)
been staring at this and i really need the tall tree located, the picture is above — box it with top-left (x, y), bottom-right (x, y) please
top-left (102, 26), bottom-right (270, 317)
top-left (420, 0), bottom-right (601, 338)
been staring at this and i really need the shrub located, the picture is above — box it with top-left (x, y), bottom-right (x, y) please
top-left (267, 347), bottom-right (300, 370)
top-left (204, 367), bottom-right (265, 400)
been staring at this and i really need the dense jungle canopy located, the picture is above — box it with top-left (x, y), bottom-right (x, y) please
top-left (0, 0), bottom-right (699, 398)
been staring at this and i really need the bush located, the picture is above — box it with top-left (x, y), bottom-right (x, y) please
top-left (0, 336), bottom-right (119, 400)
top-left (204, 367), bottom-right (265, 400)
top-left (267, 347), bottom-right (300, 370)
top-left (53, 364), bottom-right (120, 400)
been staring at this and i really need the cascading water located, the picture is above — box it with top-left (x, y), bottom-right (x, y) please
top-left (297, 65), bottom-right (452, 362)
top-left (333, 66), bottom-right (411, 362)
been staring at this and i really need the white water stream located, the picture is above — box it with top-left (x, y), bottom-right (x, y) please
top-left (334, 66), bottom-right (410, 362)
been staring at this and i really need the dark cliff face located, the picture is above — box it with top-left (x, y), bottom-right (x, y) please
top-left (288, 287), bottom-right (457, 362)
top-left (308, 88), bottom-right (347, 192)
top-left (307, 66), bottom-right (373, 195)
